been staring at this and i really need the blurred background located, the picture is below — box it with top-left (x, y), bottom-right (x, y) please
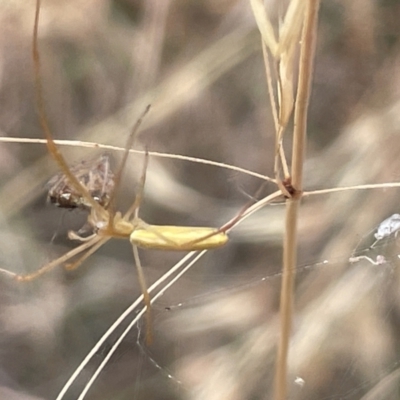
top-left (2, 0), bottom-right (400, 399)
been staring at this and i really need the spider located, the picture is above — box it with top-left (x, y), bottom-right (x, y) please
top-left (0, 0), bottom-right (231, 343)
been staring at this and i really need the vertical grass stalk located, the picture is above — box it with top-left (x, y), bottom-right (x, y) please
top-left (273, 2), bottom-right (320, 400)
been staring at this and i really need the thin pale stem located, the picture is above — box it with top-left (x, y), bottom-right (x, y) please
top-left (279, 144), bottom-right (290, 180)
top-left (0, 137), bottom-right (274, 183)
top-left (291, 0), bottom-right (320, 188)
top-left (274, 199), bottom-right (298, 400)
top-left (303, 182), bottom-right (400, 196)
top-left (262, 43), bottom-right (279, 131)
top-left (73, 250), bottom-right (206, 400)
top-left (274, 2), bottom-right (320, 400)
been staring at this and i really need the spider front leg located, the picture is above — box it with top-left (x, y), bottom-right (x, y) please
top-left (100, 133), bottom-right (155, 344)
top-left (64, 237), bottom-right (111, 271)
top-left (132, 244), bottom-right (153, 344)
top-left (0, 236), bottom-right (103, 282)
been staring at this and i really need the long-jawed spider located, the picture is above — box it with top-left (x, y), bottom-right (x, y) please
top-left (0, 0), bottom-right (231, 343)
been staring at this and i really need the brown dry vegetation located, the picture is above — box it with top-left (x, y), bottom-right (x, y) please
top-left (1, 1), bottom-right (400, 399)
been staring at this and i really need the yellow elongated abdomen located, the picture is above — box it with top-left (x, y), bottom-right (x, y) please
top-left (130, 225), bottom-right (228, 251)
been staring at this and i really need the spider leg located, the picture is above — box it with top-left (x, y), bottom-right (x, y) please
top-left (107, 106), bottom-right (151, 224)
top-left (65, 237), bottom-right (110, 271)
top-left (68, 231), bottom-right (97, 242)
top-left (174, 194), bottom-right (255, 249)
top-left (0, 235), bottom-right (103, 282)
top-left (124, 149), bottom-right (149, 221)
top-left (125, 151), bottom-right (181, 247)
top-left (136, 220), bottom-right (179, 247)
top-left (132, 244), bottom-right (152, 345)
top-left (32, 0), bottom-right (106, 219)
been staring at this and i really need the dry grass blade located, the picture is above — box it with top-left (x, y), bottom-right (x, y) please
top-left (250, 1), bottom-right (320, 399)
top-left (249, 0), bottom-right (278, 56)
